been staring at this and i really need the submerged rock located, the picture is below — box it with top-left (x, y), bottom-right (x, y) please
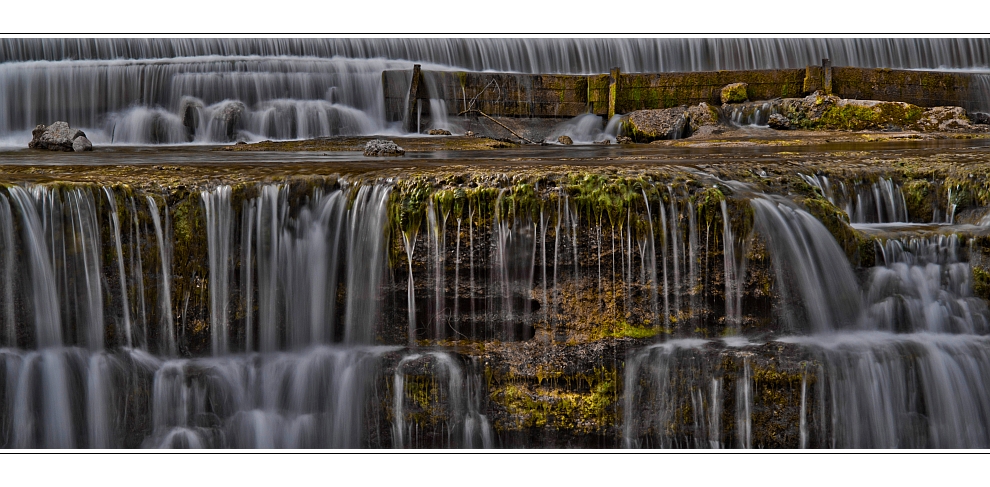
top-left (29, 121), bottom-right (91, 151)
top-left (623, 108), bottom-right (690, 142)
top-left (557, 135), bottom-right (573, 145)
top-left (768, 113), bottom-right (791, 130)
top-left (363, 139), bottom-right (405, 156)
top-left (428, 128), bottom-right (452, 136)
top-left (720, 82), bottom-right (749, 104)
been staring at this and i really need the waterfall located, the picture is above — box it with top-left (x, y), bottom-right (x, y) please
top-left (202, 186), bottom-right (233, 355)
top-left (3, 38), bottom-right (990, 145)
top-left (751, 198), bottom-right (863, 333)
top-left (3, 162), bottom-right (990, 448)
top-left (5, 38), bottom-right (990, 72)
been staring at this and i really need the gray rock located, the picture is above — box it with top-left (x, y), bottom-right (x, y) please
top-left (29, 121), bottom-right (89, 151)
top-left (363, 139), bottom-right (405, 157)
top-left (918, 106), bottom-right (972, 131)
top-left (624, 108), bottom-right (690, 142)
top-left (72, 136), bottom-right (93, 152)
top-left (212, 101), bottom-right (245, 142)
top-left (686, 102), bottom-right (720, 132)
top-left (557, 135), bottom-right (573, 145)
top-left (973, 112), bottom-right (990, 125)
top-left (768, 113), bottom-right (791, 130)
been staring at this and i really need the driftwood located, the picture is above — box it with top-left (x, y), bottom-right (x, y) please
top-left (458, 108), bottom-right (537, 144)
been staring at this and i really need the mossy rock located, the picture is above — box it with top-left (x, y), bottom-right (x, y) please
top-left (720, 83), bottom-right (749, 104)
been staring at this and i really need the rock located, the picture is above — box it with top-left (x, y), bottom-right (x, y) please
top-left (557, 135), bottom-right (573, 145)
top-left (594, 139), bottom-right (611, 145)
top-left (972, 112), bottom-right (990, 125)
top-left (29, 121), bottom-right (91, 151)
top-left (616, 135), bottom-right (633, 144)
top-left (623, 108), bottom-right (690, 142)
top-left (363, 139), bottom-right (405, 157)
top-left (465, 131), bottom-right (475, 137)
top-left (689, 125), bottom-right (724, 138)
top-left (72, 136), bottom-right (93, 152)
top-left (428, 129), bottom-right (452, 136)
top-left (768, 113), bottom-right (791, 130)
top-left (918, 106), bottom-right (972, 131)
top-left (212, 101), bottom-right (245, 142)
top-left (776, 92), bottom-right (961, 132)
top-left (720, 83), bottom-right (749, 104)
top-left (686, 102), bottom-right (720, 132)
top-left (181, 98), bottom-right (203, 141)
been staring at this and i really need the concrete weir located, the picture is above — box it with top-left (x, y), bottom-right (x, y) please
top-left (383, 61), bottom-right (987, 129)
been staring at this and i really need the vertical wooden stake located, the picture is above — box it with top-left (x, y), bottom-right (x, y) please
top-left (405, 64), bottom-right (422, 133)
top-left (608, 67), bottom-right (620, 119)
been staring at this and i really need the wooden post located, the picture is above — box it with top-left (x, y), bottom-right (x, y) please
top-left (405, 64), bottom-right (422, 133)
top-left (822, 58), bottom-right (833, 95)
top-left (608, 67), bottom-right (620, 119)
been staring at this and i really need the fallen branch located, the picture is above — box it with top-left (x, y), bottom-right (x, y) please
top-left (458, 108), bottom-right (537, 144)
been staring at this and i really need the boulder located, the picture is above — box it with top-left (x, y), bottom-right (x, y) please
top-left (779, 92), bottom-right (931, 131)
top-left (917, 106), bottom-right (972, 131)
top-left (29, 121), bottom-right (91, 151)
top-left (72, 136), bottom-right (93, 152)
top-left (686, 102), bottom-right (720, 132)
top-left (768, 113), bottom-right (791, 130)
top-left (428, 129), bottom-right (452, 136)
top-left (720, 83), bottom-right (749, 104)
top-left (212, 101), bottom-right (246, 142)
top-left (557, 135), bottom-right (573, 145)
top-left (616, 136), bottom-right (632, 144)
top-left (972, 112), bottom-right (990, 125)
top-left (623, 108), bottom-right (690, 142)
top-left (363, 139), bottom-right (405, 157)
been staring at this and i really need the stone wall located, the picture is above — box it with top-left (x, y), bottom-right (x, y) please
top-left (382, 65), bottom-right (987, 123)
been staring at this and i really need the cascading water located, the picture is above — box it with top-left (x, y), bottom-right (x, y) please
top-left (3, 143), bottom-right (990, 448)
top-left (3, 38), bottom-right (990, 146)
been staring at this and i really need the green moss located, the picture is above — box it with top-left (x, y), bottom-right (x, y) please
top-left (974, 266), bottom-right (990, 301)
top-left (800, 195), bottom-right (874, 266)
top-left (490, 367), bottom-right (618, 433)
top-left (902, 179), bottom-right (935, 222)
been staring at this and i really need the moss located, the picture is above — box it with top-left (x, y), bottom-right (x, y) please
top-left (902, 179), bottom-right (935, 222)
top-left (974, 266), bottom-right (990, 301)
top-left (800, 195), bottom-right (874, 266)
top-left (490, 367), bottom-right (618, 434)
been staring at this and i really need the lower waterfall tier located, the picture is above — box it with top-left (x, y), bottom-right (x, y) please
top-left (3, 152), bottom-right (990, 448)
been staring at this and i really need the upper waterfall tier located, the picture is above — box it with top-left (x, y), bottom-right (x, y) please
top-left (4, 38), bottom-right (990, 73)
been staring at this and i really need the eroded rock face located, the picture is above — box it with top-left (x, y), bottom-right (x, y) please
top-left (29, 121), bottom-right (91, 151)
top-left (720, 82), bottom-right (749, 104)
top-left (623, 108), bottom-right (690, 142)
top-left (768, 113), bottom-right (791, 130)
top-left (363, 139), bottom-right (405, 156)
